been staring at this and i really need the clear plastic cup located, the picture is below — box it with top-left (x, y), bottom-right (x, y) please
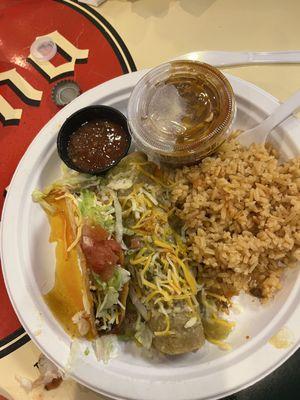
top-left (127, 60), bottom-right (236, 166)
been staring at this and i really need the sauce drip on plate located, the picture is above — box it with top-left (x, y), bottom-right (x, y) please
top-left (67, 119), bottom-right (129, 173)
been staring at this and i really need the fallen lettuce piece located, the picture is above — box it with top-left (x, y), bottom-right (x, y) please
top-left (65, 340), bottom-right (81, 375)
top-left (135, 316), bottom-right (153, 350)
top-left (93, 335), bottom-right (120, 363)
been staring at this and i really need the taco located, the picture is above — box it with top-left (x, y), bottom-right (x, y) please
top-left (33, 167), bottom-right (130, 339)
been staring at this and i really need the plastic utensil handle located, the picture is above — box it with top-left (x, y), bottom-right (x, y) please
top-left (207, 51), bottom-right (300, 67)
top-left (178, 51), bottom-right (249, 66)
top-left (250, 51), bottom-right (300, 64)
top-left (254, 90), bottom-right (300, 134)
top-left (176, 51), bottom-right (300, 67)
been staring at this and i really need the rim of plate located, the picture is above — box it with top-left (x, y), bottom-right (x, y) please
top-left (1, 70), bottom-right (300, 400)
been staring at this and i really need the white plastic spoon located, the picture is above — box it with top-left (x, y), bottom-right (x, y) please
top-left (238, 90), bottom-right (300, 147)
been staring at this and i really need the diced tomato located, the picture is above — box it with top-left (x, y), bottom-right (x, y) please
top-left (81, 224), bottom-right (122, 281)
top-left (82, 224), bottom-right (108, 242)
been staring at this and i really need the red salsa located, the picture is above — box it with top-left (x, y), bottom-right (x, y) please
top-left (81, 224), bottom-right (122, 281)
top-left (67, 119), bottom-right (129, 173)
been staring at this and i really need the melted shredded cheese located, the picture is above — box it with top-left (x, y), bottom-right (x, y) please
top-left (120, 166), bottom-right (199, 336)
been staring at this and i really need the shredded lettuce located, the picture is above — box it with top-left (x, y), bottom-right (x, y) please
top-left (123, 228), bottom-right (135, 236)
top-left (93, 267), bottom-right (130, 292)
top-left (96, 287), bottom-right (119, 317)
top-left (111, 190), bottom-right (123, 243)
top-left (134, 315), bottom-right (153, 350)
top-left (92, 267), bottom-right (130, 331)
top-left (78, 189), bottom-right (114, 233)
top-left (109, 267), bottom-right (130, 291)
top-left (92, 271), bottom-right (106, 290)
top-left (34, 166), bottom-right (102, 198)
top-left (107, 178), bottom-right (133, 190)
top-left (58, 165), bottom-right (103, 191)
top-left (129, 286), bottom-right (148, 321)
top-left (32, 166), bottom-right (103, 213)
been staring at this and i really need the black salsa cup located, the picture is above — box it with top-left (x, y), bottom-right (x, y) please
top-left (57, 105), bottom-right (131, 175)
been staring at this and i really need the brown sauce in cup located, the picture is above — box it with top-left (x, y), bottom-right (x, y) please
top-left (67, 119), bottom-right (129, 173)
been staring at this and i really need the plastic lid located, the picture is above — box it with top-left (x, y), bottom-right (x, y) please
top-left (52, 80), bottom-right (81, 107)
top-left (127, 61), bottom-right (235, 163)
top-left (30, 37), bottom-right (57, 62)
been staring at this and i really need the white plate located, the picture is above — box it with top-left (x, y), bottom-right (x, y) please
top-left (1, 70), bottom-right (300, 400)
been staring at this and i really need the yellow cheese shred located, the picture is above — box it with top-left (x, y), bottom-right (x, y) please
top-left (154, 313), bottom-right (172, 337)
top-left (55, 193), bottom-right (82, 252)
top-left (169, 255), bottom-right (197, 295)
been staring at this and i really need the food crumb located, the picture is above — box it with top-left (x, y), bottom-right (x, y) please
top-left (269, 327), bottom-right (295, 349)
top-left (45, 377), bottom-right (62, 391)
